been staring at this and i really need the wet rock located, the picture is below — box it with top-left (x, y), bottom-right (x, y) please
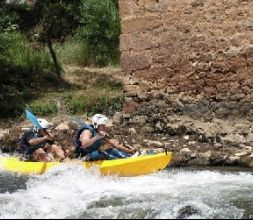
top-left (177, 206), bottom-right (201, 219)
top-left (227, 156), bottom-right (240, 165)
top-left (245, 155), bottom-right (253, 167)
top-left (209, 153), bottom-right (227, 166)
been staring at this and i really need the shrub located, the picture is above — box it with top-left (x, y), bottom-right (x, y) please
top-left (75, 0), bottom-right (120, 66)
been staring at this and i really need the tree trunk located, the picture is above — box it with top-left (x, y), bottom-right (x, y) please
top-left (47, 38), bottom-right (61, 78)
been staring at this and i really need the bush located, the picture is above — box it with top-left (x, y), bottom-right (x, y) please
top-left (28, 99), bottom-right (58, 116)
top-left (0, 31), bottom-right (55, 118)
top-left (75, 0), bottom-right (120, 66)
top-left (65, 86), bottom-right (123, 116)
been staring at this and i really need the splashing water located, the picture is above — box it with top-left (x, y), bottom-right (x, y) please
top-left (0, 164), bottom-right (253, 219)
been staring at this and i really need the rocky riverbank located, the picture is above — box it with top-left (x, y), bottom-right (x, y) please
top-left (1, 107), bottom-right (253, 168)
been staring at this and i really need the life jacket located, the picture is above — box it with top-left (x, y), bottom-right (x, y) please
top-left (18, 129), bottom-right (41, 153)
top-left (74, 124), bottom-right (105, 154)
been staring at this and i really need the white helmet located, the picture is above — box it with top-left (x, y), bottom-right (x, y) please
top-left (37, 118), bottom-right (50, 129)
top-left (92, 114), bottom-right (108, 129)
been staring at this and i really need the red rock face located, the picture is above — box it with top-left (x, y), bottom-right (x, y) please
top-left (119, 0), bottom-right (253, 99)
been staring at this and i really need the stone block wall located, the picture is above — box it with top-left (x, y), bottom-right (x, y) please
top-left (119, 0), bottom-right (253, 99)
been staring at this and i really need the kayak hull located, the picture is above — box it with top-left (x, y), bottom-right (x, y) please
top-left (0, 152), bottom-right (172, 177)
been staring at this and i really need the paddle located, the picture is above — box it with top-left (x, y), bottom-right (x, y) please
top-left (25, 109), bottom-right (43, 129)
top-left (25, 109), bottom-right (50, 136)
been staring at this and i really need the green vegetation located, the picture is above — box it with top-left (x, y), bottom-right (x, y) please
top-left (28, 70), bottom-right (124, 116)
top-left (76, 0), bottom-right (121, 66)
top-left (28, 99), bottom-right (59, 116)
top-left (65, 84), bottom-right (123, 115)
top-left (0, 0), bottom-right (122, 119)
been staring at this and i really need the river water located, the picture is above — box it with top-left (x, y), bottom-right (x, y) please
top-left (0, 163), bottom-right (253, 219)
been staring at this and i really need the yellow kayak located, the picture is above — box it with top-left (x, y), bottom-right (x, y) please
top-left (0, 152), bottom-right (172, 177)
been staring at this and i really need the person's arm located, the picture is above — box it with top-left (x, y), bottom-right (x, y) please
top-left (107, 138), bottom-right (136, 154)
top-left (80, 130), bottom-right (105, 149)
top-left (28, 136), bottom-right (50, 146)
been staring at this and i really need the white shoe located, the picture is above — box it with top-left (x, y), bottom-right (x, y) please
top-left (130, 152), bottom-right (140, 158)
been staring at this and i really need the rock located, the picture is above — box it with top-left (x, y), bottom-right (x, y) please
top-left (239, 45), bottom-right (253, 58)
top-left (222, 134), bottom-right (246, 145)
top-left (214, 143), bottom-right (223, 149)
top-left (244, 19), bottom-right (253, 30)
top-left (190, 152), bottom-right (197, 158)
top-left (180, 148), bottom-right (192, 154)
top-left (234, 151), bottom-right (250, 158)
top-left (183, 135), bottom-right (190, 141)
top-left (245, 154), bottom-right (253, 167)
top-left (129, 128), bottom-right (137, 135)
top-left (0, 129), bottom-right (9, 135)
top-left (0, 134), bottom-right (4, 142)
top-left (177, 206), bottom-right (201, 219)
top-left (142, 126), bottom-right (154, 133)
top-left (200, 151), bottom-right (212, 160)
top-left (123, 114), bottom-right (131, 119)
top-left (224, 47), bottom-right (240, 58)
top-left (56, 123), bottom-right (70, 131)
top-left (191, 0), bottom-right (205, 8)
top-left (243, 146), bottom-right (253, 152)
top-left (230, 94), bottom-right (246, 101)
top-left (143, 139), bottom-right (164, 148)
top-left (131, 116), bottom-right (148, 125)
top-left (113, 112), bottom-right (122, 125)
top-left (246, 134), bottom-right (253, 144)
top-left (228, 156), bottom-right (240, 165)
top-left (155, 122), bottom-right (163, 131)
top-left (209, 153), bottom-right (226, 166)
top-left (188, 141), bottom-right (196, 145)
top-left (123, 100), bottom-right (139, 114)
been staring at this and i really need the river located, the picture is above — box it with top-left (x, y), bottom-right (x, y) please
top-left (0, 164), bottom-right (253, 219)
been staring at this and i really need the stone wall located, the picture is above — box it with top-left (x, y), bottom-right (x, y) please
top-left (118, 0), bottom-right (253, 166)
top-left (120, 0), bottom-right (253, 106)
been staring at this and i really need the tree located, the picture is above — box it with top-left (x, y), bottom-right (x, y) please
top-left (77, 0), bottom-right (121, 66)
top-left (32, 0), bottom-right (81, 77)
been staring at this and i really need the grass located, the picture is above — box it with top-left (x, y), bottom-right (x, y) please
top-left (0, 32), bottom-right (122, 119)
top-left (28, 99), bottom-right (59, 116)
top-left (65, 88), bottom-right (123, 115)
top-left (0, 32), bottom-right (53, 75)
top-left (56, 40), bottom-right (120, 68)
top-left (23, 68), bottom-right (124, 117)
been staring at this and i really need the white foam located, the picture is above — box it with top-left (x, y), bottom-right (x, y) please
top-left (0, 166), bottom-right (252, 219)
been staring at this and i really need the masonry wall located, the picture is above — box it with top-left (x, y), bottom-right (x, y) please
top-left (119, 0), bottom-right (253, 99)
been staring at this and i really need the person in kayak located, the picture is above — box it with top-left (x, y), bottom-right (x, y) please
top-left (74, 114), bottom-right (136, 161)
top-left (18, 118), bottom-right (65, 162)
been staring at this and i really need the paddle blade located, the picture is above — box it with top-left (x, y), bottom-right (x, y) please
top-left (25, 110), bottom-right (42, 129)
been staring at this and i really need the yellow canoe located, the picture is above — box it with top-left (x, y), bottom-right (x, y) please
top-left (0, 152), bottom-right (172, 177)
